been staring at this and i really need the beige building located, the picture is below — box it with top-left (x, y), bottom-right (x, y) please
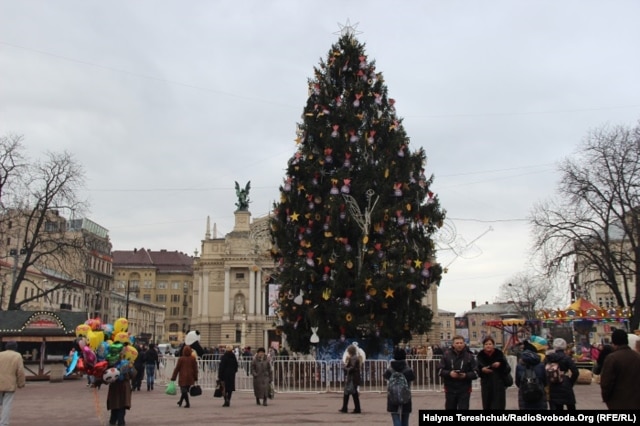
top-left (112, 248), bottom-right (193, 345)
top-left (0, 211), bottom-right (114, 320)
top-left (436, 309), bottom-right (456, 346)
top-left (190, 211), bottom-right (276, 350)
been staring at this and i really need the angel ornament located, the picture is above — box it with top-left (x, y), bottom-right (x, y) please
top-left (310, 327), bottom-right (320, 344)
top-left (235, 181), bottom-right (251, 211)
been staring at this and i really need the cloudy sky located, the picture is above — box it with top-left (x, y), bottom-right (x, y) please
top-left (1, 1), bottom-right (639, 316)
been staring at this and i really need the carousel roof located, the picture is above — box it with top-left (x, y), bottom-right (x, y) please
top-left (536, 297), bottom-right (631, 322)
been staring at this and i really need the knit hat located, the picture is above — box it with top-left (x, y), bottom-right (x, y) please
top-left (552, 338), bottom-right (567, 350)
top-left (611, 329), bottom-right (628, 345)
top-left (393, 348), bottom-right (406, 361)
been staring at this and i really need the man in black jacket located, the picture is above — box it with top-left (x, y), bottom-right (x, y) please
top-left (438, 335), bottom-right (478, 410)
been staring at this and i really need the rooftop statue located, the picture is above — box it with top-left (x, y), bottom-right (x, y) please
top-left (235, 181), bottom-right (251, 211)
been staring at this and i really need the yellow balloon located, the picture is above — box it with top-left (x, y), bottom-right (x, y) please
top-left (114, 318), bottom-right (129, 334)
top-left (113, 331), bottom-right (130, 344)
top-left (76, 324), bottom-right (91, 337)
top-left (87, 330), bottom-right (104, 351)
top-left (122, 345), bottom-right (138, 363)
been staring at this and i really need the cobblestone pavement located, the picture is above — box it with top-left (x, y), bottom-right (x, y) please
top-left (8, 380), bottom-right (607, 425)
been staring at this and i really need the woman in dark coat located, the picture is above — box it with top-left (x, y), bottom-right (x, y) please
top-left (592, 344), bottom-right (613, 376)
top-left (170, 345), bottom-right (198, 408)
top-left (218, 344), bottom-right (238, 407)
top-left (339, 344), bottom-right (362, 414)
top-left (384, 348), bottom-right (415, 426)
top-left (106, 361), bottom-right (136, 426)
top-left (476, 336), bottom-right (510, 410)
top-left (251, 347), bottom-right (273, 406)
top-left (515, 349), bottom-right (547, 410)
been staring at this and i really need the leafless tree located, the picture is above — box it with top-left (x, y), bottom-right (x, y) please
top-left (530, 121), bottom-right (640, 330)
top-left (0, 136), bottom-right (88, 311)
top-left (497, 271), bottom-right (565, 319)
top-left (0, 134), bottom-right (26, 208)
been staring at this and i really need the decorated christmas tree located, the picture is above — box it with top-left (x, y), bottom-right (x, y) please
top-left (269, 25), bottom-right (446, 355)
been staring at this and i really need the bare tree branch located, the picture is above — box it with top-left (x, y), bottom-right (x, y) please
top-left (0, 138), bottom-right (89, 311)
top-left (530, 121), bottom-right (640, 329)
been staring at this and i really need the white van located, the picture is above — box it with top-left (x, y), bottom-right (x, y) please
top-left (157, 343), bottom-right (173, 356)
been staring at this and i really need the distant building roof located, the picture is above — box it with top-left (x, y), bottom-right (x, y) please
top-left (465, 302), bottom-right (520, 315)
top-left (112, 248), bottom-right (193, 273)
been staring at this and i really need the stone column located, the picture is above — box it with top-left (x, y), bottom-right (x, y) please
top-left (223, 267), bottom-right (230, 319)
top-left (249, 268), bottom-right (256, 315)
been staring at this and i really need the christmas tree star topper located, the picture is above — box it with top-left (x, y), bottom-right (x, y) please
top-left (334, 19), bottom-right (363, 37)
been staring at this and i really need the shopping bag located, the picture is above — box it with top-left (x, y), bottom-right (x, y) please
top-left (189, 384), bottom-right (202, 397)
top-left (213, 380), bottom-right (224, 398)
top-left (165, 381), bottom-right (177, 396)
top-left (268, 382), bottom-right (275, 399)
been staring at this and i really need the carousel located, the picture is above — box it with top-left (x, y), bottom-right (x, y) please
top-left (536, 297), bottom-right (631, 366)
top-left (483, 318), bottom-right (540, 352)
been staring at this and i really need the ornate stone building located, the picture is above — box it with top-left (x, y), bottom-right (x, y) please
top-left (191, 210), bottom-right (276, 350)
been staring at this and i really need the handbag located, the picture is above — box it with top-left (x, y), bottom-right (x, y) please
top-left (165, 381), bottom-right (177, 396)
top-left (344, 380), bottom-right (355, 395)
top-left (502, 363), bottom-right (513, 387)
top-left (268, 382), bottom-right (275, 399)
top-left (213, 380), bottom-right (224, 398)
top-left (502, 372), bottom-right (514, 387)
top-left (189, 384), bottom-right (202, 397)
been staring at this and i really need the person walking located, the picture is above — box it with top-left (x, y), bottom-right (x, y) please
top-left (515, 349), bottom-right (547, 410)
top-left (143, 343), bottom-right (160, 391)
top-left (106, 356), bottom-right (136, 426)
top-left (251, 347), bottom-right (273, 406)
top-left (476, 336), bottom-right (510, 410)
top-left (600, 329), bottom-right (640, 409)
top-left (131, 344), bottom-right (145, 392)
top-left (0, 341), bottom-right (26, 426)
top-left (339, 344), bottom-right (363, 414)
top-left (545, 338), bottom-right (579, 411)
top-left (384, 348), bottom-right (415, 426)
top-left (438, 335), bottom-right (478, 410)
top-left (218, 344), bottom-right (238, 407)
top-left (170, 345), bottom-right (198, 408)
top-left (592, 344), bottom-right (613, 381)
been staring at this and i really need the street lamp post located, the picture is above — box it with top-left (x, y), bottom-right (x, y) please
top-left (125, 280), bottom-right (131, 319)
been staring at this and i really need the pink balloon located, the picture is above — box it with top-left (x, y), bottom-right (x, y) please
top-left (83, 345), bottom-right (96, 366)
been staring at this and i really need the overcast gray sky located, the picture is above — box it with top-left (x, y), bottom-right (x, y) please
top-left (1, 1), bottom-right (639, 316)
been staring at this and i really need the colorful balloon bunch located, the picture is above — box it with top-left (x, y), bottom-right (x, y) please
top-left (65, 317), bottom-right (136, 385)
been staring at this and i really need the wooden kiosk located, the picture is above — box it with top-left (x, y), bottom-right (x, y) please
top-left (0, 310), bottom-right (87, 381)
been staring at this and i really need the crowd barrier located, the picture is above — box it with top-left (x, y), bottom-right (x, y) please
top-left (156, 356), bottom-right (503, 394)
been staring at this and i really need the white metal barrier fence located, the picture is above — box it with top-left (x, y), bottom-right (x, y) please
top-left (156, 357), bottom-right (487, 394)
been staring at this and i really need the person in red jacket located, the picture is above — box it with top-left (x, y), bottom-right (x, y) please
top-left (171, 345), bottom-right (198, 408)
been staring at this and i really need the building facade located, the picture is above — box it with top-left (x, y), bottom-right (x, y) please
top-left (190, 211), bottom-right (276, 350)
top-left (112, 248), bottom-right (193, 344)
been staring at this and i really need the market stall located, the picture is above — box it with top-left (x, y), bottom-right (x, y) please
top-left (0, 310), bottom-right (87, 381)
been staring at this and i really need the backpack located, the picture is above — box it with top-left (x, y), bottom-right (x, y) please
top-left (387, 370), bottom-right (411, 405)
top-left (545, 362), bottom-right (565, 384)
top-left (521, 367), bottom-right (544, 403)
